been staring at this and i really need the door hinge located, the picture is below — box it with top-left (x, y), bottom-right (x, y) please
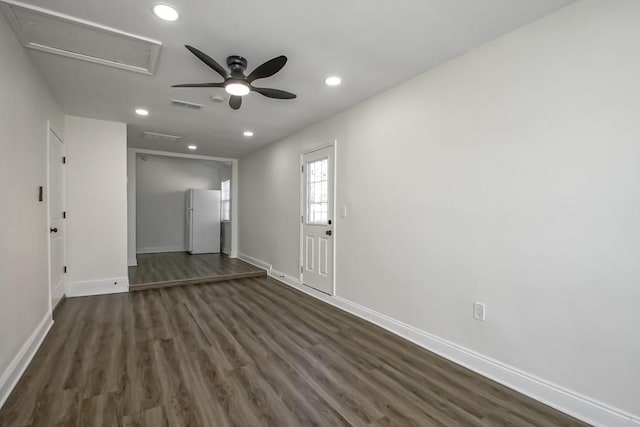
top-left (63, 266), bottom-right (67, 273)
top-left (62, 156), bottom-right (66, 164)
top-left (301, 165), bottom-right (304, 173)
top-left (300, 266), bottom-right (303, 274)
top-left (62, 211), bottom-right (66, 219)
top-left (301, 215), bottom-right (303, 223)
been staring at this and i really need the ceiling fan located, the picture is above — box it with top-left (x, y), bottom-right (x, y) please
top-left (172, 45), bottom-right (297, 110)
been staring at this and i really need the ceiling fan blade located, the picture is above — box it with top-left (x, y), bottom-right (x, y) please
top-left (251, 87), bottom-right (297, 99)
top-left (185, 45), bottom-right (228, 79)
top-left (171, 83), bottom-right (224, 88)
top-left (229, 96), bottom-right (242, 110)
top-left (247, 56), bottom-right (288, 82)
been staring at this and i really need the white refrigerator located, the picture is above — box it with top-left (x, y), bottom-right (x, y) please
top-left (185, 189), bottom-right (221, 254)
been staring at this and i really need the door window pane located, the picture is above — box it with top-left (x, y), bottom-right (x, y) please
top-left (306, 158), bottom-right (329, 224)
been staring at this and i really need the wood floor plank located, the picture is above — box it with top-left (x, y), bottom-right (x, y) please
top-left (229, 364), bottom-right (299, 426)
top-left (250, 357), bottom-right (351, 427)
top-left (309, 344), bottom-right (444, 427)
top-left (189, 349), bottom-right (263, 426)
top-left (122, 405), bottom-right (169, 427)
top-left (0, 276), bottom-right (589, 427)
top-left (77, 392), bottom-right (121, 427)
top-left (183, 291), bottom-right (254, 369)
top-left (23, 388), bottom-right (79, 427)
top-left (149, 338), bottom-right (203, 427)
top-left (160, 296), bottom-right (211, 353)
top-left (256, 332), bottom-right (381, 426)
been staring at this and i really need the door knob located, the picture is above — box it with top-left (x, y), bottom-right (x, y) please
top-left (325, 230), bottom-right (332, 236)
top-left (50, 227), bottom-right (58, 233)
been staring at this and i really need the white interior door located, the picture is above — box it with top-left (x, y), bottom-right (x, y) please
top-left (301, 145), bottom-right (334, 294)
top-left (48, 129), bottom-right (65, 309)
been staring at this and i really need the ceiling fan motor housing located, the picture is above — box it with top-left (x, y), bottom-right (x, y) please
top-left (227, 55), bottom-right (248, 76)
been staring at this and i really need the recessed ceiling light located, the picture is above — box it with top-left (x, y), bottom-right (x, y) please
top-left (325, 76), bottom-right (342, 86)
top-left (135, 108), bottom-right (149, 116)
top-left (187, 145), bottom-right (197, 150)
top-left (243, 131), bottom-right (254, 137)
top-left (152, 4), bottom-right (180, 21)
top-left (225, 81), bottom-right (250, 97)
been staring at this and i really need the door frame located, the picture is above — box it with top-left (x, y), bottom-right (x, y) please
top-left (46, 121), bottom-right (65, 315)
top-left (299, 140), bottom-right (337, 296)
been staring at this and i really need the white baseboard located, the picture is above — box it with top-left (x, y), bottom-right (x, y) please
top-left (237, 253), bottom-right (272, 274)
top-left (52, 280), bottom-right (65, 309)
top-left (52, 294), bottom-right (65, 311)
top-left (136, 246), bottom-right (185, 254)
top-left (0, 312), bottom-right (53, 409)
top-left (332, 297), bottom-right (640, 427)
top-left (65, 277), bottom-right (129, 297)
top-left (241, 253), bottom-right (639, 427)
top-left (270, 268), bottom-right (303, 288)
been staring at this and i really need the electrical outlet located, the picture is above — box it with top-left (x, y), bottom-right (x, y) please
top-left (473, 302), bottom-right (486, 321)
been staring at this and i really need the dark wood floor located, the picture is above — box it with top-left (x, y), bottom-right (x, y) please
top-left (0, 277), bottom-right (587, 427)
top-left (128, 252), bottom-right (265, 291)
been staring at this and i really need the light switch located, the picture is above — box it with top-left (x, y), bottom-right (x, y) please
top-left (341, 206), bottom-right (347, 218)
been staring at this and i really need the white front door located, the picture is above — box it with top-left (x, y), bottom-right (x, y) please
top-left (48, 129), bottom-right (65, 309)
top-left (301, 145), bottom-right (334, 294)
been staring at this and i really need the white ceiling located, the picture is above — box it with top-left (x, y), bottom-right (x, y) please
top-left (8, 0), bottom-right (574, 158)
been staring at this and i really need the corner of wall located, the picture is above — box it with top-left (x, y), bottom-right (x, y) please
top-left (0, 313), bottom-right (53, 410)
top-left (238, 252), bottom-right (272, 275)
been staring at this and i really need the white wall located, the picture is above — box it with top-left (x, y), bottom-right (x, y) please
top-left (135, 154), bottom-right (227, 253)
top-left (0, 12), bottom-right (63, 406)
top-left (239, 0), bottom-right (640, 423)
top-left (65, 116), bottom-right (128, 292)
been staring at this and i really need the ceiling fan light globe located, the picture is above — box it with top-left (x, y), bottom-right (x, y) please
top-left (225, 82), bottom-right (250, 97)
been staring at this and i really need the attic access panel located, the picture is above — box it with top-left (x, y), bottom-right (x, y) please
top-left (0, 0), bottom-right (161, 75)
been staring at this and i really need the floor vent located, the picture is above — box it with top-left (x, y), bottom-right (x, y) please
top-left (171, 99), bottom-right (204, 110)
top-left (0, 0), bottom-right (162, 75)
top-left (142, 132), bottom-right (182, 143)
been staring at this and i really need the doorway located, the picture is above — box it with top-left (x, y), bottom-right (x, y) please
top-left (126, 149), bottom-right (248, 290)
top-left (127, 149), bottom-right (239, 266)
top-left (48, 128), bottom-right (65, 310)
top-left (300, 144), bottom-right (335, 295)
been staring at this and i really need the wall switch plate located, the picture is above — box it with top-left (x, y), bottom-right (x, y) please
top-left (473, 302), bottom-right (486, 321)
top-left (341, 206), bottom-right (347, 218)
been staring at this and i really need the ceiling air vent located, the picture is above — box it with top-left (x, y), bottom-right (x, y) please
top-left (142, 132), bottom-right (182, 143)
top-left (0, 0), bottom-right (162, 75)
top-left (171, 99), bottom-right (204, 110)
